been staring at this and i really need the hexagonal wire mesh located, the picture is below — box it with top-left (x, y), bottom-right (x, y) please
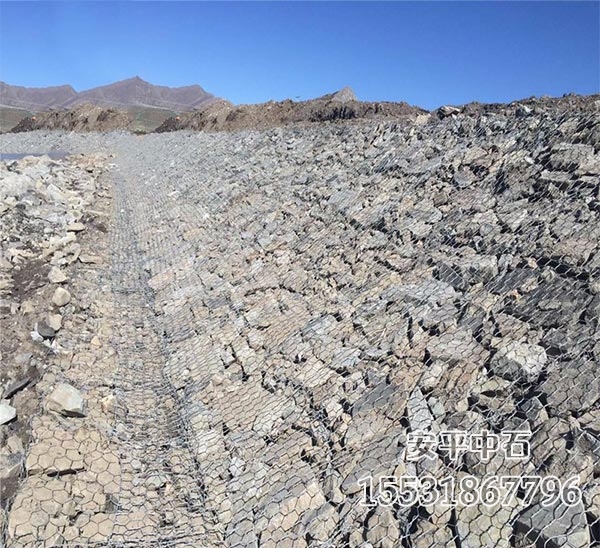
top-left (2, 99), bottom-right (600, 547)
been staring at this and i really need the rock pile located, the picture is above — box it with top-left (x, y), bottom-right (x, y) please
top-left (1, 92), bottom-right (599, 547)
top-left (154, 92), bottom-right (425, 133)
top-left (0, 153), bottom-right (118, 545)
top-left (9, 104), bottom-right (133, 133)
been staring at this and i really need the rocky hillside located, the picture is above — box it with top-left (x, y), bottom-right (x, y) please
top-left (155, 88), bottom-right (425, 132)
top-left (5, 84), bottom-right (426, 134)
top-left (9, 104), bottom-right (134, 133)
top-left (7, 103), bottom-right (182, 134)
top-left (1, 94), bottom-right (599, 547)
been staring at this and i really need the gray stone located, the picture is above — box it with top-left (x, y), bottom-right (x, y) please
top-left (455, 469), bottom-right (520, 548)
top-left (46, 313), bottom-right (62, 331)
top-left (46, 383), bottom-right (86, 417)
top-left (549, 143), bottom-right (599, 173)
top-left (438, 105), bottom-right (461, 117)
top-left (365, 506), bottom-right (399, 548)
top-left (453, 169), bottom-right (475, 188)
top-left (351, 381), bottom-right (407, 420)
top-left (541, 359), bottom-right (600, 414)
top-left (51, 287), bottom-right (71, 307)
top-left (37, 320), bottom-right (56, 339)
top-left (489, 341), bottom-right (546, 381)
top-left (66, 221), bottom-right (85, 232)
top-left (412, 520), bottom-right (454, 547)
top-left (48, 266), bottom-right (67, 284)
top-left (426, 328), bottom-right (488, 364)
top-left (331, 86), bottom-right (357, 103)
top-left (507, 279), bottom-right (591, 328)
top-left (385, 279), bottom-right (458, 306)
top-left (514, 500), bottom-right (590, 548)
top-left (301, 502), bottom-right (337, 541)
top-left (407, 387), bottom-right (436, 432)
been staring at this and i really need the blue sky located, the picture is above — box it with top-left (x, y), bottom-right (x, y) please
top-left (0, 1), bottom-right (598, 109)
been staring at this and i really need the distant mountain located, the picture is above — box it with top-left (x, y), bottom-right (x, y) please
top-left (0, 82), bottom-right (76, 110)
top-left (0, 77), bottom-right (216, 112)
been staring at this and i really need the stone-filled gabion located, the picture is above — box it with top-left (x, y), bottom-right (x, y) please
top-left (1, 93), bottom-right (599, 547)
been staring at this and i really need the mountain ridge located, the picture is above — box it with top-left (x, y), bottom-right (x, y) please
top-left (0, 77), bottom-right (216, 112)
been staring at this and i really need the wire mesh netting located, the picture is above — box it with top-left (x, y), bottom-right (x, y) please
top-left (1, 97), bottom-right (600, 547)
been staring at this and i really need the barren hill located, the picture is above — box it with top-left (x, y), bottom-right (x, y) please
top-left (9, 104), bottom-right (134, 133)
top-left (62, 76), bottom-right (215, 111)
top-left (0, 77), bottom-right (215, 112)
top-left (155, 88), bottom-right (426, 132)
top-left (0, 82), bottom-right (76, 110)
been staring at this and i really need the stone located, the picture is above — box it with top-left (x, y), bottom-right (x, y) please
top-left (46, 383), bottom-right (86, 417)
top-left (430, 359), bottom-right (479, 413)
top-left (407, 387), bottom-right (436, 432)
top-left (0, 171), bottom-right (34, 199)
top-left (2, 377), bottom-right (31, 399)
top-left (528, 416), bottom-right (569, 462)
top-left (26, 440), bottom-right (85, 475)
top-left (322, 471), bottom-right (344, 504)
top-left (387, 279), bottom-right (458, 306)
top-left (453, 169), bottom-right (475, 188)
top-left (514, 500), bottom-right (590, 548)
top-left (79, 254), bottom-right (102, 263)
top-left (0, 454), bottom-right (24, 502)
top-left (412, 520), bottom-right (454, 547)
top-left (489, 341), bottom-right (546, 381)
top-left (541, 359), bottom-right (600, 414)
top-left (343, 411), bottom-right (392, 449)
top-left (255, 471), bottom-right (326, 535)
top-left (579, 409), bottom-right (600, 434)
top-left (519, 396), bottom-right (548, 427)
top-left (37, 320), bottom-right (56, 339)
top-left (301, 502), bottom-right (337, 541)
top-left (48, 266), bottom-right (67, 284)
top-left (46, 313), bottom-right (62, 331)
top-left (516, 103), bottom-right (533, 116)
top-left (507, 279), bottom-right (591, 328)
top-left (436, 254), bottom-right (498, 290)
top-left (438, 105), bottom-right (461, 117)
top-left (544, 447), bottom-right (594, 486)
top-left (583, 479), bottom-right (600, 523)
top-left (52, 287), bottom-right (71, 307)
top-left (66, 221), bottom-right (85, 232)
top-left (351, 381), bottom-right (408, 420)
top-left (549, 143), bottom-right (599, 172)
top-left (426, 328), bottom-right (488, 364)
top-left (3, 93), bottom-right (599, 548)
top-left (0, 400), bottom-right (17, 424)
top-left (455, 481), bottom-right (519, 548)
top-left (366, 506), bottom-right (400, 548)
top-left (340, 440), bottom-right (404, 496)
